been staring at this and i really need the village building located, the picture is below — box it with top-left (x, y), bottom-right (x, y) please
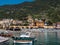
top-left (27, 15), bottom-right (34, 26)
top-left (12, 20), bottom-right (23, 25)
top-left (0, 19), bottom-right (13, 29)
top-left (55, 22), bottom-right (60, 29)
top-left (35, 19), bottom-right (45, 28)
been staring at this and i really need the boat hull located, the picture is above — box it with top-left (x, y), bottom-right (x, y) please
top-left (12, 37), bottom-right (35, 45)
top-left (0, 40), bottom-right (9, 45)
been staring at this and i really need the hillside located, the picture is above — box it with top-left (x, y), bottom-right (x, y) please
top-left (0, 0), bottom-right (60, 23)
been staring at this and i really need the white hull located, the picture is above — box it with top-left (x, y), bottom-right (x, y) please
top-left (14, 40), bottom-right (32, 43)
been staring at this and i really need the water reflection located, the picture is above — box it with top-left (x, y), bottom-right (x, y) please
top-left (8, 29), bottom-right (60, 45)
top-left (35, 31), bottom-right (60, 45)
top-left (14, 43), bottom-right (32, 45)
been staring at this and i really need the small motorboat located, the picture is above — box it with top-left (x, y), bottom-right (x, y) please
top-left (12, 33), bottom-right (35, 45)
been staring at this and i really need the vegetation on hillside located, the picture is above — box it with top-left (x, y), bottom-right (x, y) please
top-left (0, 0), bottom-right (60, 23)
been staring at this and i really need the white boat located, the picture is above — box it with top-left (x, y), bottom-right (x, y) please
top-left (0, 36), bottom-right (9, 43)
top-left (12, 33), bottom-right (35, 45)
top-left (0, 36), bottom-right (9, 45)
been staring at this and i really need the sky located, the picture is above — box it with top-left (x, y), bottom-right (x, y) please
top-left (0, 0), bottom-right (33, 6)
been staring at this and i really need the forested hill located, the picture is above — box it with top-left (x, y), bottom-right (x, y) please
top-left (0, 0), bottom-right (60, 23)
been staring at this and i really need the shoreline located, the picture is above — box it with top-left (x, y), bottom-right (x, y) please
top-left (0, 28), bottom-right (60, 32)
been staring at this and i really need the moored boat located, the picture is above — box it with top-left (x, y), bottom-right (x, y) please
top-left (12, 34), bottom-right (35, 45)
top-left (0, 36), bottom-right (9, 45)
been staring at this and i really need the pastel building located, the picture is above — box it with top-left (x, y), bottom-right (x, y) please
top-left (35, 19), bottom-right (44, 28)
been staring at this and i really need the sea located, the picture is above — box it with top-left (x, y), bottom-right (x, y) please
top-left (2, 29), bottom-right (60, 45)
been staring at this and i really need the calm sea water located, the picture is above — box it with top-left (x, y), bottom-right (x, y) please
top-left (4, 29), bottom-right (60, 45)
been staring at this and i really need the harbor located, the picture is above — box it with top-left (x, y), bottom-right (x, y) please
top-left (0, 29), bottom-right (60, 45)
top-left (0, 0), bottom-right (60, 45)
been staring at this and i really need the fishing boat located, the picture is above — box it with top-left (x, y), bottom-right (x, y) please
top-left (12, 33), bottom-right (35, 45)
